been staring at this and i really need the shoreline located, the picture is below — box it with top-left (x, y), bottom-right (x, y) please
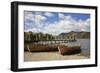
top-left (24, 51), bottom-right (89, 62)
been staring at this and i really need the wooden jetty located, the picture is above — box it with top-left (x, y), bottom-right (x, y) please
top-left (25, 39), bottom-right (76, 45)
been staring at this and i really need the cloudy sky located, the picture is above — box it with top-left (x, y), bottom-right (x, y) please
top-left (24, 11), bottom-right (90, 35)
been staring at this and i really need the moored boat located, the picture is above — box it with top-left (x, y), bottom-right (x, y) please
top-left (58, 46), bottom-right (81, 55)
top-left (24, 44), bottom-right (59, 52)
top-left (24, 44), bottom-right (81, 55)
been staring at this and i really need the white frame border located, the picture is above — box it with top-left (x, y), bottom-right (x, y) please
top-left (18, 5), bottom-right (96, 69)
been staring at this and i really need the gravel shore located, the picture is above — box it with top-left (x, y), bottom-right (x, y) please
top-left (24, 52), bottom-right (89, 62)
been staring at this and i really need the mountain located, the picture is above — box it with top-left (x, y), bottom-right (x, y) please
top-left (59, 31), bottom-right (90, 39)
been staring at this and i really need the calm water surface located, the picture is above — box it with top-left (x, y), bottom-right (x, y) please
top-left (67, 39), bottom-right (90, 56)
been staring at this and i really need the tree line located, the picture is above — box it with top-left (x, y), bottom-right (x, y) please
top-left (24, 31), bottom-right (54, 42)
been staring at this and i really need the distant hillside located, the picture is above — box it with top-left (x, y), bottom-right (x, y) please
top-left (59, 31), bottom-right (90, 39)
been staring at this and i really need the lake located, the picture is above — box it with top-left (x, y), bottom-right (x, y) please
top-left (67, 39), bottom-right (90, 56)
top-left (26, 39), bottom-right (90, 57)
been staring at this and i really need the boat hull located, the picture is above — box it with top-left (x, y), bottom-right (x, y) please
top-left (58, 46), bottom-right (81, 55)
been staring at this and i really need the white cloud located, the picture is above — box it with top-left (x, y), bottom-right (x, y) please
top-left (24, 11), bottom-right (34, 21)
top-left (25, 28), bottom-right (37, 32)
top-left (64, 16), bottom-right (72, 21)
top-left (42, 16), bottom-right (90, 35)
top-left (44, 12), bottom-right (54, 17)
top-left (79, 18), bottom-right (90, 31)
top-left (25, 11), bottom-right (90, 35)
top-left (58, 13), bottom-right (65, 19)
top-left (24, 11), bottom-right (35, 30)
top-left (24, 11), bottom-right (47, 31)
top-left (34, 15), bottom-right (47, 29)
top-left (34, 15), bottom-right (46, 24)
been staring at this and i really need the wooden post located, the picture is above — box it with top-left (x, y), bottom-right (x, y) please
top-left (27, 45), bottom-right (31, 52)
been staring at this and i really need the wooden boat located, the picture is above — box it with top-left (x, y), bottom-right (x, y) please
top-left (24, 44), bottom-right (59, 52)
top-left (24, 43), bottom-right (81, 55)
top-left (58, 46), bottom-right (81, 55)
